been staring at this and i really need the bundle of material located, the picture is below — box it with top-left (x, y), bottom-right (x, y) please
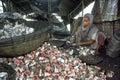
top-left (0, 42), bottom-right (114, 80)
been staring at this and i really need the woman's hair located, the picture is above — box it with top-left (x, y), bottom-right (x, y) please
top-left (84, 16), bottom-right (90, 21)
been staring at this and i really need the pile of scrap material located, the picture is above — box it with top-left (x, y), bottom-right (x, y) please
top-left (0, 12), bottom-right (22, 19)
top-left (0, 42), bottom-right (114, 80)
top-left (0, 20), bottom-right (34, 39)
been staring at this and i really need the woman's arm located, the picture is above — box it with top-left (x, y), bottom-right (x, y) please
top-left (78, 39), bottom-right (96, 46)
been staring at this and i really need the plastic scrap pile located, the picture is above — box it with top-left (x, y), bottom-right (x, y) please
top-left (0, 20), bottom-right (34, 39)
top-left (0, 12), bottom-right (22, 19)
top-left (78, 47), bottom-right (95, 56)
top-left (0, 72), bottom-right (8, 80)
top-left (0, 42), bottom-right (114, 80)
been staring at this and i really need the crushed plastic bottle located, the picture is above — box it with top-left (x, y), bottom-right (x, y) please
top-left (0, 72), bottom-right (8, 80)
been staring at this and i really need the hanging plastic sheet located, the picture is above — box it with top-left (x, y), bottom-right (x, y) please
top-left (51, 22), bottom-right (70, 38)
top-left (93, 0), bottom-right (119, 37)
top-left (30, 0), bottom-right (61, 13)
top-left (100, 0), bottom-right (118, 21)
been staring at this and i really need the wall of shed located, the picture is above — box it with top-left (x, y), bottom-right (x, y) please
top-left (92, 0), bottom-right (120, 38)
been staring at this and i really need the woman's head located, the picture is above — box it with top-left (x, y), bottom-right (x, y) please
top-left (83, 16), bottom-right (90, 28)
top-left (83, 13), bottom-right (93, 28)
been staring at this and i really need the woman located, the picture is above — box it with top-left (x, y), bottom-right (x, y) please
top-left (74, 13), bottom-right (99, 50)
top-left (71, 13), bottom-right (107, 64)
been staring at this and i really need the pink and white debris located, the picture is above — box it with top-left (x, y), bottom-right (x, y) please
top-left (0, 42), bottom-right (114, 80)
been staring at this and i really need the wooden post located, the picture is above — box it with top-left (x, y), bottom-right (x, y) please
top-left (117, 0), bottom-right (120, 18)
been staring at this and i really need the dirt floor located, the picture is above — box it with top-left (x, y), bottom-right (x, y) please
top-left (96, 56), bottom-right (120, 80)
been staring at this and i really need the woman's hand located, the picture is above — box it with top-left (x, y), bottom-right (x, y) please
top-left (79, 42), bottom-right (84, 46)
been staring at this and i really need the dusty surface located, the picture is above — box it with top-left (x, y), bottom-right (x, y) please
top-left (96, 56), bottom-right (120, 80)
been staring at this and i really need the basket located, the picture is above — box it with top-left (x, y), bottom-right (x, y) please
top-left (0, 20), bottom-right (52, 57)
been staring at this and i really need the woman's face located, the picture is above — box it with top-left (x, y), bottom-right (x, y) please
top-left (83, 17), bottom-right (90, 28)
